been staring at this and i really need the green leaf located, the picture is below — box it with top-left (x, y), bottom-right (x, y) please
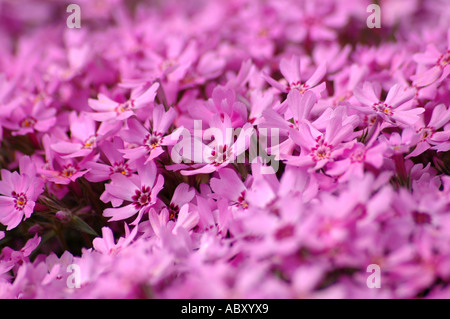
top-left (69, 215), bottom-right (99, 237)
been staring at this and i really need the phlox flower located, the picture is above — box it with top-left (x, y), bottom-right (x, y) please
top-left (352, 82), bottom-right (424, 126)
top-left (327, 141), bottom-right (387, 181)
top-left (83, 137), bottom-right (136, 182)
top-left (0, 234), bottom-right (41, 271)
top-left (87, 81), bottom-right (160, 123)
top-left (167, 183), bottom-right (195, 222)
top-left (3, 98), bottom-right (56, 136)
top-left (93, 225), bottom-right (138, 255)
top-left (120, 105), bottom-right (177, 163)
top-left (283, 111), bottom-right (357, 171)
top-left (263, 55), bottom-right (327, 97)
top-left (186, 85), bottom-right (248, 128)
top-left (50, 112), bottom-right (118, 159)
top-left (39, 135), bottom-right (89, 185)
top-left (176, 115), bottom-right (255, 176)
top-left (412, 30), bottom-right (450, 87)
top-left (406, 103), bottom-right (450, 157)
top-left (148, 204), bottom-right (199, 239)
top-left (0, 157), bottom-right (43, 230)
top-left (102, 159), bottom-right (164, 224)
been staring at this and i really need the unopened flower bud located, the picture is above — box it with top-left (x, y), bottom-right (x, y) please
top-left (28, 224), bottom-right (43, 235)
top-left (56, 210), bottom-right (72, 223)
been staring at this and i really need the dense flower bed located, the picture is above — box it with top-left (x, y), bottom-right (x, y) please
top-left (0, 0), bottom-right (449, 298)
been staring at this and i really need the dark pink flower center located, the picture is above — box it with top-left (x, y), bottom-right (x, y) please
top-left (144, 132), bottom-right (163, 151)
top-left (12, 191), bottom-right (27, 211)
top-left (116, 99), bottom-right (135, 113)
top-left (110, 162), bottom-right (131, 176)
top-left (209, 144), bottom-right (233, 166)
top-left (310, 137), bottom-right (332, 162)
top-left (20, 117), bottom-right (37, 128)
top-left (350, 148), bottom-right (365, 163)
top-left (61, 164), bottom-right (77, 177)
top-left (437, 51), bottom-right (450, 69)
top-left (417, 126), bottom-right (434, 141)
top-left (83, 135), bottom-right (97, 149)
top-left (132, 186), bottom-right (152, 209)
top-left (236, 190), bottom-right (249, 209)
top-left (288, 81), bottom-right (309, 94)
top-left (168, 203), bottom-right (180, 221)
top-left (372, 102), bottom-right (393, 116)
top-left (413, 211), bottom-right (431, 225)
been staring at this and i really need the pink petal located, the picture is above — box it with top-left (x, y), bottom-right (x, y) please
top-left (103, 204), bottom-right (137, 222)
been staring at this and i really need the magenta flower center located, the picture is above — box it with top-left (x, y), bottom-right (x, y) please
top-left (412, 211), bottom-right (432, 225)
top-left (132, 186), bottom-right (152, 209)
top-left (168, 203), bottom-right (180, 221)
top-left (20, 117), bottom-right (37, 128)
top-left (418, 126), bottom-right (434, 141)
top-left (61, 164), bottom-right (77, 177)
top-left (12, 191), bottom-right (28, 211)
top-left (372, 102), bottom-right (393, 116)
top-left (311, 138), bottom-right (332, 162)
top-left (83, 136), bottom-right (97, 149)
top-left (110, 162), bottom-right (131, 176)
top-left (288, 81), bottom-right (309, 94)
top-left (144, 132), bottom-right (163, 150)
top-left (209, 144), bottom-right (233, 166)
top-left (350, 148), bottom-right (365, 163)
top-left (236, 190), bottom-right (249, 209)
top-left (437, 50), bottom-right (450, 69)
top-left (116, 99), bottom-right (135, 113)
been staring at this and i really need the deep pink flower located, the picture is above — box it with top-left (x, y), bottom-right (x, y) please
top-left (406, 103), bottom-right (450, 157)
top-left (283, 111), bottom-right (357, 171)
top-left (93, 225), bottom-right (138, 255)
top-left (3, 98), bottom-right (56, 136)
top-left (176, 115), bottom-right (255, 176)
top-left (102, 159), bottom-right (164, 224)
top-left (50, 112), bottom-right (118, 159)
top-left (87, 81), bottom-right (160, 123)
top-left (0, 157), bottom-right (43, 230)
top-left (263, 55), bottom-right (327, 97)
top-left (412, 31), bottom-right (450, 87)
top-left (84, 137), bottom-right (136, 182)
top-left (120, 105), bottom-right (177, 163)
top-left (352, 82), bottom-right (424, 126)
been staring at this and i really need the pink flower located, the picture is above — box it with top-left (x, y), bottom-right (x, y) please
top-left (93, 225), bottom-right (138, 255)
top-left (87, 81), bottom-right (160, 123)
top-left (0, 234), bottom-right (41, 267)
top-left (84, 137), bottom-right (136, 182)
top-left (352, 82), bottom-right (424, 126)
top-left (406, 103), bottom-right (450, 157)
top-left (412, 30), bottom-right (450, 87)
top-left (186, 85), bottom-right (248, 128)
top-left (176, 115), bottom-right (255, 176)
top-left (327, 141), bottom-right (387, 181)
top-left (39, 135), bottom-right (89, 185)
top-left (210, 168), bottom-right (249, 211)
top-left (50, 112), bottom-right (118, 159)
top-left (167, 183), bottom-right (195, 222)
top-left (3, 98), bottom-right (56, 136)
top-left (283, 111), bottom-right (357, 171)
top-left (0, 157), bottom-right (43, 230)
top-left (102, 159), bottom-right (164, 224)
top-left (263, 55), bottom-right (327, 97)
top-left (120, 105), bottom-right (177, 163)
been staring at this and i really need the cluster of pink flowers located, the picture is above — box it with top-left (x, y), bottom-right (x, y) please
top-left (0, 0), bottom-right (449, 299)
